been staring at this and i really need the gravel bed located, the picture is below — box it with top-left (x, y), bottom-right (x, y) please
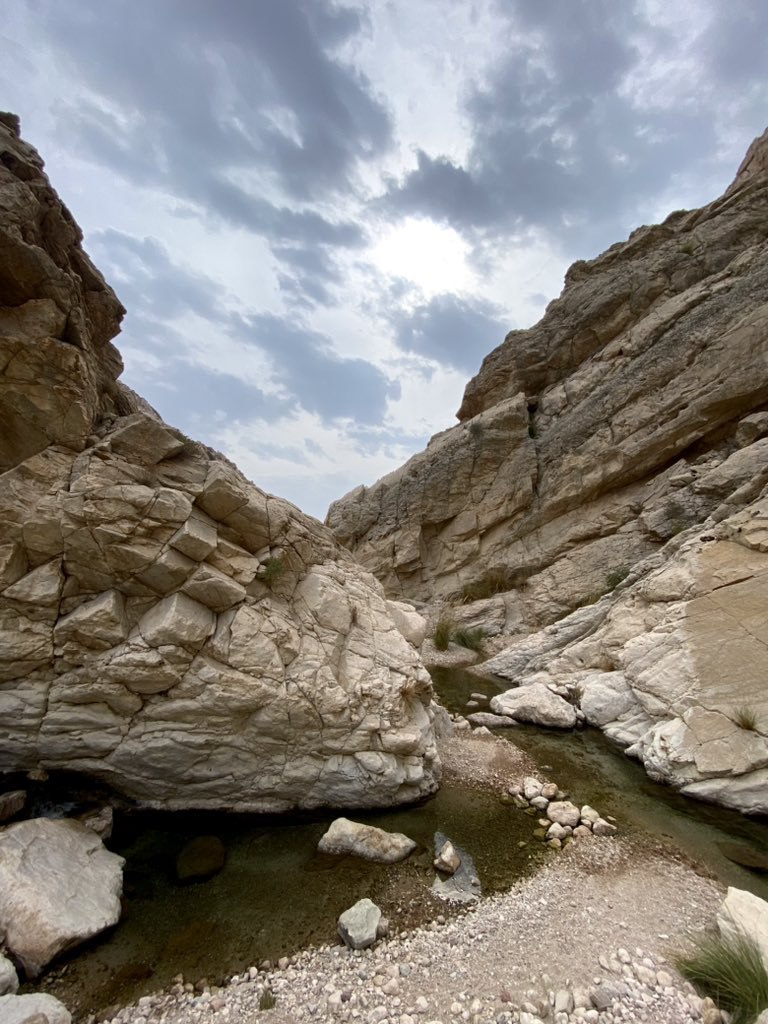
top-left (97, 817), bottom-right (726, 1024)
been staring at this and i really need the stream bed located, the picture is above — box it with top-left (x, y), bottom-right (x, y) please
top-left (28, 666), bottom-right (768, 1017)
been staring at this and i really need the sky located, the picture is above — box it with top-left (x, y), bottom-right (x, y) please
top-left (3, 1), bottom-right (767, 520)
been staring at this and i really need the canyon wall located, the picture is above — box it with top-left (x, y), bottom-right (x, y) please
top-left (0, 114), bottom-right (440, 812)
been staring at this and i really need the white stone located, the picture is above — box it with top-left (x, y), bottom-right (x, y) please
top-left (0, 818), bottom-right (124, 976)
top-left (338, 899), bottom-right (382, 950)
top-left (318, 819), bottom-right (416, 863)
top-left (717, 887), bottom-right (768, 969)
top-left (0, 992), bottom-right (72, 1024)
top-left (491, 684), bottom-right (577, 729)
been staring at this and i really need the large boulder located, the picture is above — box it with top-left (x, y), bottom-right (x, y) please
top-left (0, 117), bottom-right (440, 813)
top-left (490, 684), bottom-right (576, 729)
top-left (317, 817), bottom-right (416, 863)
top-left (0, 993), bottom-right (71, 1024)
top-left (0, 818), bottom-right (124, 976)
top-left (717, 887), bottom-right (768, 969)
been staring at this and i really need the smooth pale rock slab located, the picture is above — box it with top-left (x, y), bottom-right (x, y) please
top-left (490, 684), bottom-right (577, 729)
top-left (717, 886), bottom-right (768, 968)
top-left (0, 818), bottom-right (124, 976)
top-left (337, 898), bottom-right (381, 950)
top-left (0, 992), bottom-right (71, 1024)
top-left (386, 600), bottom-right (427, 647)
top-left (467, 712), bottom-right (517, 728)
top-left (318, 818), bottom-right (416, 863)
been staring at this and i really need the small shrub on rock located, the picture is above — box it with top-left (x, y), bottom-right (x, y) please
top-left (733, 705), bottom-right (759, 732)
top-left (260, 557), bottom-right (285, 586)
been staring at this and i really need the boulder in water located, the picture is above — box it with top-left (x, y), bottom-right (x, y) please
top-left (176, 836), bottom-right (227, 881)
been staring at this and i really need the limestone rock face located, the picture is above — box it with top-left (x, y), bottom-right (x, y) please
top-left (0, 818), bottom-right (124, 976)
top-left (0, 117), bottom-right (440, 812)
top-left (327, 128), bottom-right (768, 632)
top-left (481, 493), bottom-right (768, 814)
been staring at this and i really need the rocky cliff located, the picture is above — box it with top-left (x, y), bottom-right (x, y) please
top-left (0, 114), bottom-right (440, 812)
top-left (328, 128), bottom-right (768, 630)
top-left (328, 127), bottom-right (768, 815)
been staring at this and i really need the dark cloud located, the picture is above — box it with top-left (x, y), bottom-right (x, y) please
top-left (390, 294), bottom-right (507, 374)
top-left (132, 361), bottom-right (292, 437)
top-left (33, 0), bottom-right (385, 305)
top-left (90, 230), bottom-right (222, 323)
top-left (91, 228), bottom-right (392, 426)
top-left (234, 313), bottom-right (396, 423)
top-left (384, 1), bottom-right (767, 257)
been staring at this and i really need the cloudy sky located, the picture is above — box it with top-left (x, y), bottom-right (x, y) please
top-left (3, 1), bottom-right (767, 519)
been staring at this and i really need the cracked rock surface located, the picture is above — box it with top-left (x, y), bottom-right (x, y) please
top-left (0, 115), bottom-right (440, 812)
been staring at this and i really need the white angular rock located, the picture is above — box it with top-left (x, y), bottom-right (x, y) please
top-left (433, 839), bottom-right (461, 875)
top-left (338, 898), bottom-right (381, 950)
top-left (0, 992), bottom-right (71, 1024)
top-left (717, 887), bottom-right (768, 969)
top-left (386, 600), bottom-right (427, 647)
top-left (491, 684), bottom-right (577, 729)
top-left (318, 818), bottom-right (416, 863)
top-left (0, 818), bottom-right (124, 976)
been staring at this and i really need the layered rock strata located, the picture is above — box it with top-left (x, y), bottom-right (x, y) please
top-left (482, 491), bottom-right (768, 814)
top-left (328, 128), bottom-right (768, 632)
top-left (0, 114), bottom-right (439, 811)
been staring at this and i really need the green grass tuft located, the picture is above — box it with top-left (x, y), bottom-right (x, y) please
top-left (733, 705), bottom-right (760, 732)
top-left (451, 626), bottom-right (486, 651)
top-left (260, 557), bottom-right (285, 586)
top-left (432, 614), bottom-right (454, 651)
top-left (605, 566), bottom-right (630, 590)
top-left (259, 988), bottom-right (276, 1011)
top-left (674, 931), bottom-right (768, 1024)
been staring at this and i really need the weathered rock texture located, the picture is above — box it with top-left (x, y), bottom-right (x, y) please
top-left (0, 115), bottom-right (439, 811)
top-left (328, 127), bottom-right (768, 633)
top-left (328, 127), bottom-right (768, 814)
top-left (481, 493), bottom-right (768, 813)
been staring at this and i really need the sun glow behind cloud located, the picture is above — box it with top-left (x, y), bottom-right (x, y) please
top-left (370, 218), bottom-right (474, 297)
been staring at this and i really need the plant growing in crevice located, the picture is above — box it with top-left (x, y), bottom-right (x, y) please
top-left (467, 420), bottom-right (484, 441)
top-left (733, 705), bottom-right (759, 732)
top-left (673, 931), bottom-right (768, 1024)
top-left (432, 613), bottom-right (486, 652)
top-left (260, 556), bottom-right (285, 586)
top-left (605, 566), bottom-right (630, 590)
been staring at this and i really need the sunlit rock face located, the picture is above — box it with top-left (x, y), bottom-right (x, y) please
top-left (327, 127), bottom-right (768, 630)
top-left (0, 114), bottom-right (440, 811)
top-left (327, 126), bottom-right (768, 814)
